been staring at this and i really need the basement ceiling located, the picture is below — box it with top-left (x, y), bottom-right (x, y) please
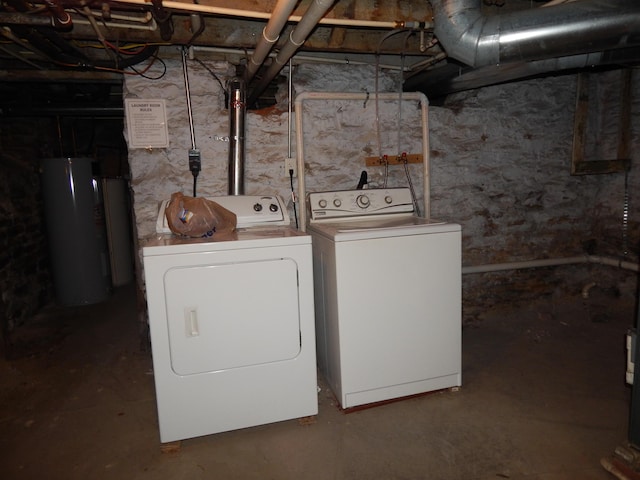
top-left (0, 0), bottom-right (639, 114)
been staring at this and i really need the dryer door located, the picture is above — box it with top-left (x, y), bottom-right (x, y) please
top-left (163, 258), bottom-right (301, 375)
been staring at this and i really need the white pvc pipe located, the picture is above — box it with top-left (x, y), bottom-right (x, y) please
top-left (462, 255), bottom-right (639, 274)
top-left (71, 17), bottom-right (158, 31)
top-left (294, 91), bottom-right (430, 231)
top-left (67, 8), bottom-right (154, 24)
top-left (248, 0), bottom-right (335, 104)
top-left (114, 0), bottom-right (399, 28)
top-left (245, 0), bottom-right (298, 82)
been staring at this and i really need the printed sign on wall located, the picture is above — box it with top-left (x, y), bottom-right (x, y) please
top-left (125, 99), bottom-right (169, 149)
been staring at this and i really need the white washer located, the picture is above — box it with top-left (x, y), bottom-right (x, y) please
top-left (143, 195), bottom-right (317, 443)
top-left (307, 187), bottom-right (461, 409)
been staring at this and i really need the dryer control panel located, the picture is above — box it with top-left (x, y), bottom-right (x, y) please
top-left (307, 187), bottom-right (414, 221)
top-left (156, 194), bottom-right (290, 234)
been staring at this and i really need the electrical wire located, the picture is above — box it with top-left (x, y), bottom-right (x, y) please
top-left (289, 169), bottom-right (298, 229)
top-left (193, 58), bottom-right (225, 92)
top-left (123, 50), bottom-right (166, 79)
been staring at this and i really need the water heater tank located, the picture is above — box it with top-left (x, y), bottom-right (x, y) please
top-left (40, 157), bottom-right (111, 306)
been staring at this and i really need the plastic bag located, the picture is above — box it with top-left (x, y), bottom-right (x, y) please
top-left (164, 192), bottom-right (237, 238)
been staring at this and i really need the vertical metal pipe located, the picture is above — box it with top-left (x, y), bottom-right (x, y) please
top-left (227, 77), bottom-right (246, 195)
top-left (181, 47), bottom-right (197, 151)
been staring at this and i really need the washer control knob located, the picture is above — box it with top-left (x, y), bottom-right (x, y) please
top-left (253, 203), bottom-right (263, 212)
top-left (318, 199), bottom-right (328, 208)
top-left (385, 195), bottom-right (393, 204)
top-left (356, 194), bottom-right (370, 208)
top-left (333, 199), bottom-right (342, 208)
top-left (269, 203), bottom-right (279, 212)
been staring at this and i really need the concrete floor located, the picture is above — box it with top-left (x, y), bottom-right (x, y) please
top-left (0, 284), bottom-right (633, 480)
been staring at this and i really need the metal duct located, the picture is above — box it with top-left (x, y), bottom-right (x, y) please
top-left (228, 77), bottom-right (246, 195)
top-left (430, 0), bottom-right (640, 68)
top-left (404, 45), bottom-right (640, 96)
top-left (0, 12), bottom-right (54, 26)
top-left (247, 0), bottom-right (336, 106)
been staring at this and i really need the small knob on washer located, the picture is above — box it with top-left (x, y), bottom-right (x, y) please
top-left (356, 195), bottom-right (370, 208)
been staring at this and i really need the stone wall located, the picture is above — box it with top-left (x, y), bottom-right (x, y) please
top-left (0, 118), bottom-right (53, 354)
top-left (125, 58), bottom-right (639, 322)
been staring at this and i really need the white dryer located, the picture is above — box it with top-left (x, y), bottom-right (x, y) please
top-left (307, 187), bottom-right (461, 409)
top-left (143, 195), bottom-right (317, 443)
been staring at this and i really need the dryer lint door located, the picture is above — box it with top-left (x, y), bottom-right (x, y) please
top-left (163, 258), bottom-right (301, 375)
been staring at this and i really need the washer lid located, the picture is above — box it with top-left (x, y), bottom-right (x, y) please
top-left (307, 216), bottom-right (460, 241)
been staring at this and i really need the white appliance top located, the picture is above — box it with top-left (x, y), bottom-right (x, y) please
top-left (307, 187), bottom-right (460, 241)
top-left (143, 226), bottom-right (310, 256)
top-left (156, 194), bottom-right (290, 234)
top-left (306, 216), bottom-right (459, 241)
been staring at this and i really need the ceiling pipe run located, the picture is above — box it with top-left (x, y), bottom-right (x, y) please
top-left (116, 0), bottom-right (399, 28)
top-left (0, 12), bottom-right (54, 26)
top-left (244, 0), bottom-right (298, 84)
top-left (42, 0), bottom-right (72, 29)
top-left (247, 0), bottom-right (337, 106)
top-left (430, 0), bottom-right (640, 68)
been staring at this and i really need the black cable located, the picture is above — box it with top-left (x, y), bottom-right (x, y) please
top-left (193, 174), bottom-right (197, 197)
top-left (194, 58), bottom-right (225, 91)
top-left (289, 168), bottom-right (298, 229)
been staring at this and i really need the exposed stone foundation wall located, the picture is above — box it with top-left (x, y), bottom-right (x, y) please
top-left (0, 118), bottom-right (53, 352)
top-left (124, 59), bottom-right (639, 322)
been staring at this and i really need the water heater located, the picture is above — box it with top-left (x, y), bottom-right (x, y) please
top-left (40, 157), bottom-right (111, 306)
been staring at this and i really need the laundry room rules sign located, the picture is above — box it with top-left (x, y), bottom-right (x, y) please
top-left (125, 99), bottom-right (169, 149)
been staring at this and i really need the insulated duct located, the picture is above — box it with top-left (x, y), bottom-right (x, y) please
top-left (430, 0), bottom-right (640, 68)
top-left (228, 77), bottom-right (246, 195)
top-left (407, 0), bottom-right (640, 95)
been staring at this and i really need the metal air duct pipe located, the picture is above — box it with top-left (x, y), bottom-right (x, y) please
top-left (228, 77), bottom-right (246, 195)
top-left (247, 0), bottom-right (336, 106)
top-left (244, 0), bottom-right (299, 84)
top-left (430, 0), bottom-right (640, 68)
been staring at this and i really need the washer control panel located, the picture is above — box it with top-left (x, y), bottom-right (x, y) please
top-left (308, 188), bottom-right (414, 221)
